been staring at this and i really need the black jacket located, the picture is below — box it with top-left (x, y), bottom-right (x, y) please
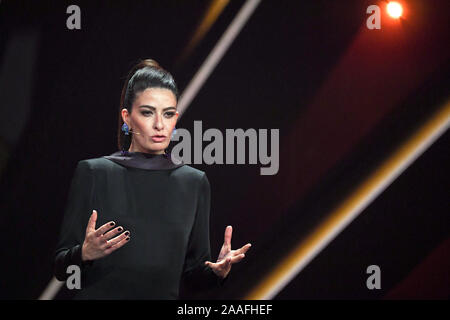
top-left (54, 152), bottom-right (226, 299)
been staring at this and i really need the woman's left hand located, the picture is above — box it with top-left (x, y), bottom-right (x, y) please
top-left (205, 225), bottom-right (252, 279)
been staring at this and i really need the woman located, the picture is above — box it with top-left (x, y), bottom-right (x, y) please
top-left (54, 59), bottom-right (251, 299)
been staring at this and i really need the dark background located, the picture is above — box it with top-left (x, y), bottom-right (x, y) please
top-left (0, 0), bottom-right (448, 299)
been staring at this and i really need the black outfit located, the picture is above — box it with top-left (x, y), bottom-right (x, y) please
top-left (54, 151), bottom-right (226, 299)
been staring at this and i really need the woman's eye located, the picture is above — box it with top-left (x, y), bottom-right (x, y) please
top-left (141, 111), bottom-right (152, 116)
top-left (164, 112), bottom-right (175, 118)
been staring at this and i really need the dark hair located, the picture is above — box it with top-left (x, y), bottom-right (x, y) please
top-left (117, 58), bottom-right (179, 151)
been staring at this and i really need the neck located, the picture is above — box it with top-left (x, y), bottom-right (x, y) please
top-left (128, 144), bottom-right (165, 155)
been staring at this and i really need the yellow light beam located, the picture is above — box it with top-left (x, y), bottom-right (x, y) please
top-left (177, 0), bottom-right (230, 65)
top-left (245, 98), bottom-right (450, 299)
top-left (177, 0), bottom-right (261, 117)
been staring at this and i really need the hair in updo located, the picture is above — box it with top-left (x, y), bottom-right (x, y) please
top-left (117, 58), bottom-right (179, 151)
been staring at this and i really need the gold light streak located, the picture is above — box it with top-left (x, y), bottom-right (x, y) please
top-left (245, 98), bottom-right (450, 300)
top-left (177, 0), bottom-right (230, 65)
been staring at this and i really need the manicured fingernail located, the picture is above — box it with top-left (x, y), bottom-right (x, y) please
top-left (125, 231), bottom-right (130, 236)
top-left (110, 222), bottom-right (115, 226)
top-left (117, 227), bottom-right (123, 232)
top-left (126, 237), bottom-right (130, 241)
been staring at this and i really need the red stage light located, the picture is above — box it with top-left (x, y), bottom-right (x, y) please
top-left (387, 2), bottom-right (403, 19)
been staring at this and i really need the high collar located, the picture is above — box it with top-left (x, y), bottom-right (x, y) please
top-left (103, 150), bottom-right (185, 170)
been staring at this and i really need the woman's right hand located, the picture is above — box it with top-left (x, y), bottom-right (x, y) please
top-left (81, 209), bottom-right (130, 262)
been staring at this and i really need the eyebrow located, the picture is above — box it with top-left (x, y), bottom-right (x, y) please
top-left (138, 105), bottom-right (176, 111)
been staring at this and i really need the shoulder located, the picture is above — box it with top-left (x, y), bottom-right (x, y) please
top-left (170, 165), bottom-right (210, 191)
top-left (173, 165), bottom-right (210, 196)
top-left (75, 157), bottom-right (118, 172)
top-left (172, 164), bottom-right (207, 181)
top-left (75, 158), bottom-right (208, 182)
top-left (71, 157), bottom-right (125, 180)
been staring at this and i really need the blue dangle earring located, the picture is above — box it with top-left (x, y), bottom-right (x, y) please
top-left (122, 122), bottom-right (130, 135)
top-left (121, 123), bottom-right (130, 156)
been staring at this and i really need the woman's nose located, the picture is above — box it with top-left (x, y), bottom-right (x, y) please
top-left (153, 114), bottom-right (164, 130)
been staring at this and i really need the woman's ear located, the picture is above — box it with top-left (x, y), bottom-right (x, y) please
top-left (121, 108), bottom-right (129, 126)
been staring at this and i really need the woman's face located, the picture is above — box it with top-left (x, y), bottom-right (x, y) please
top-left (122, 87), bottom-right (178, 154)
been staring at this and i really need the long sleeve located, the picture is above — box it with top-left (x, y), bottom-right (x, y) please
top-left (53, 160), bottom-right (95, 282)
top-left (180, 173), bottom-right (228, 295)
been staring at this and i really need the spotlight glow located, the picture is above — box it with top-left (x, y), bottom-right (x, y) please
top-left (387, 2), bottom-right (403, 19)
